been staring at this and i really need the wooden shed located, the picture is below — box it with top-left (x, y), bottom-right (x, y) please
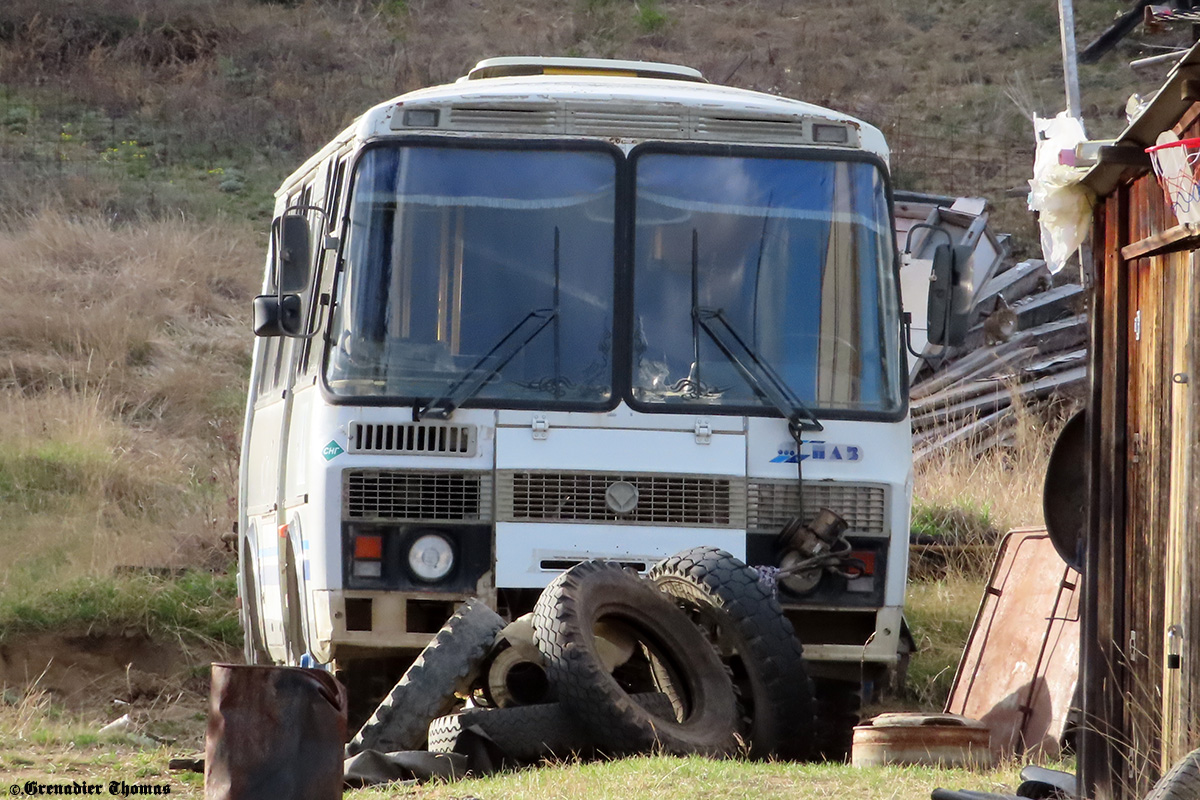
top-left (1080, 42), bottom-right (1200, 800)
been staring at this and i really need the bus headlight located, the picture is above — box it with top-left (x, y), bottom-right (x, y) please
top-left (407, 532), bottom-right (455, 582)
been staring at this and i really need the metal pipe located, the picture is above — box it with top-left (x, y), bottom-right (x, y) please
top-left (1131, 50), bottom-right (1187, 70)
top-left (1058, 0), bottom-right (1083, 119)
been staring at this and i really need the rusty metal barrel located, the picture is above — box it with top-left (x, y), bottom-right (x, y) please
top-left (852, 713), bottom-right (993, 769)
top-left (205, 664), bottom-right (347, 800)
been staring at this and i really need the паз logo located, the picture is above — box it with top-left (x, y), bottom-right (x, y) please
top-left (771, 440), bottom-right (862, 463)
top-left (322, 440), bottom-right (344, 461)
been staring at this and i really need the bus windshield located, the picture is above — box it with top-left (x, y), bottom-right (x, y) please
top-left (631, 149), bottom-right (903, 416)
top-left (327, 144), bottom-right (618, 407)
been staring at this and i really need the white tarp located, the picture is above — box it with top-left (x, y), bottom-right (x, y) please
top-left (1029, 112), bottom-right (1095, 272)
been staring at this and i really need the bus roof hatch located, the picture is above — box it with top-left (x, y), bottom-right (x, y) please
top-left (463, 56), bottom-right (706, 83)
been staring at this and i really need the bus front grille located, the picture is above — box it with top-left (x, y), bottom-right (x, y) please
top-left (347, 422), bottom-right (476, 457)
top-left (497, 470), bottom-right (746, 528)
top-left (344, 470), bottom-right (493, 522)
top-left (746, 480), bottom-right (888, 536)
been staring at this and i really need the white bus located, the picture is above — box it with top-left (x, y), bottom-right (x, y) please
top-left (239, 56), bottom-right (926, 743)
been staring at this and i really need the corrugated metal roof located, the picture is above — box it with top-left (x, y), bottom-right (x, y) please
top-left (1082, 41), bottom-right (1200, 197)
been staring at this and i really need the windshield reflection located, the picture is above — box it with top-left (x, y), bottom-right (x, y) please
top-left (632, 151), bottom-right (902, 415)
top-left (326, 144), bottom-right (617, 406)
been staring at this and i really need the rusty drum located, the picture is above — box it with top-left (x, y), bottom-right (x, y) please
top-left (205, 664), bottom-right (348, 800)
top-left (851, 713), bottom-right (993, 768)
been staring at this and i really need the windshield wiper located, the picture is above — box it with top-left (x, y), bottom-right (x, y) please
top-left (688, 229), bottom-right (823, 433)
top-left (416, 307), bottom-right (557, 420)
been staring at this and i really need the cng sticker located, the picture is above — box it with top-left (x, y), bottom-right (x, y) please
top-left (322, 440), bottom-right (345, 461)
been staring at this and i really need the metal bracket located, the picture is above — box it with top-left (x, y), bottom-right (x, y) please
top-left (694, 419), bottom-right (712, 445)
top-left (532, 415), bottom-right (549, 440)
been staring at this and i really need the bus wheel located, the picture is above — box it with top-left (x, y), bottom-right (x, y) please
top-left (346, 598), bottom-right (505, 755)
top-left (812, 676), bottom-right (861, 762)
top-left (283, 537), bottom-right (307, 663)
top-left (533, 560), bottom-right (738, 757)
top-left (240, 542), bottom-right (271, 665)
top-left (649, 546), bottom-right (816, 760)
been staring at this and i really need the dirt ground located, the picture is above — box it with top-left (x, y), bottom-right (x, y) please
top-left (0, 631), bottom-right (229, 798)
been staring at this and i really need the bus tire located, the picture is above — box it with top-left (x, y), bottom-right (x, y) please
top-left (346, 597), bottom-right (505, 755)
top-left (427, 692), bottom-right (676, 763)
top-left (240, 540), bottom-right (271, 666)
top-left (812, 676), bottom-right (861, 762)
top-left (649, 546), bottom-right (816, 760)
top-left (283, 537), bottom-right (307, 663)
top-left (1145, 748), bottom-right (1200, 800)
top-left (532, 560), bottom-right (738, 757)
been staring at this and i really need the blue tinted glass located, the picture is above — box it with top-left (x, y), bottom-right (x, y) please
top-left (632, 152), bottom-right (900, 414)
top-left (328, 145), bottom-right (617, 406)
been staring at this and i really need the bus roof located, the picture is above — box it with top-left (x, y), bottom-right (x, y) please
top-left (277, 60), bottom-right (888, 198)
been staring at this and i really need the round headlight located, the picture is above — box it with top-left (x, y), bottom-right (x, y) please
top-left (407, 532), bottom-right (455, 582)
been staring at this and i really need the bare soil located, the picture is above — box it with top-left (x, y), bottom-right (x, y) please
top-left (0, 630), bottom-right (231, 797)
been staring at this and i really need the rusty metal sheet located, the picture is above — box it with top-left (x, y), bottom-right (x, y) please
top-left (944, 527), bottom-right (1080, 759)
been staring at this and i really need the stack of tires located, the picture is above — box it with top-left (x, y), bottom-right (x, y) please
top-left (347, 547), bottom-right (818, 765)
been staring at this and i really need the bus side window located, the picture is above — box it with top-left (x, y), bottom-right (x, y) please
top-left (325, 158), bottom-right (346, 231)
top-left (298, 162), bottom-right (344, 380)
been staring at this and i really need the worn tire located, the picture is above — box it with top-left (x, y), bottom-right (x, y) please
top-left (428, 693), bottom-right (677, 763)
top-left (649, 546), bottom-right (816, 760)
top-left (532, 560), bottom-right (738, 757)
top-left (812, 676), bottom-right (861, 762)
top-left (347, 597), bottom-right (505, 755)
top-left (1145, 748), bottom-right (1200, 800)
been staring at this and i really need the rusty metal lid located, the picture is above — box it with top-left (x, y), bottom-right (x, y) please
top-left (862, 712), bottom-right (989, 729)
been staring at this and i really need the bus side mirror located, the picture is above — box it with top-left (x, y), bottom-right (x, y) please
top-left (253, 294), bottom-right (303, 337)
top-left (276, 214), bottom-right (313, 294)
top-left (926, 243), bottom-right (973, 347)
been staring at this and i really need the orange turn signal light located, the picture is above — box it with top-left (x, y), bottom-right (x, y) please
top-left (354, 534), bottom-right (383, 560)
top-left (850, 551), bottom-right (876, 576)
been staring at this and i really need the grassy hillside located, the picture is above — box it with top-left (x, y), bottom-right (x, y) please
top-left (0, 0), bottom-right (1158, 635)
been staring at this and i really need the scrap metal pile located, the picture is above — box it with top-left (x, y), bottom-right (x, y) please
top-left (896, 194), bottom-right (1087, 464)
top-left (344, 547), bottom-right (817, 773)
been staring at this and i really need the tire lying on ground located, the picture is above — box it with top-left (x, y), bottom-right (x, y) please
top-left (346, 597), bottom-right (505, 755)
top-left (532, 560), bottom-right (739, 757)
top-left (428, 693), bottom-right (676, 763)
top-left (648, 546), bottom-right (816, 760)
top-left (1145, 747), bottom-right (1200, 800)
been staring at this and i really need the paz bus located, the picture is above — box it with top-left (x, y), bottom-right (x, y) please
top-left (240, 56), bottom-right (933, 743)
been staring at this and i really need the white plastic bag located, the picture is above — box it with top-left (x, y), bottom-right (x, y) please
top-left (1029, 112), bottom-right (1095, 272)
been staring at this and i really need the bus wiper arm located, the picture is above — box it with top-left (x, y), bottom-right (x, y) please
top-left (686, 227), bottom-right (820, 433)
top-left (693, 306), bottom-right (823, 433)
top-left (416, 308), bottom-right (557, 420)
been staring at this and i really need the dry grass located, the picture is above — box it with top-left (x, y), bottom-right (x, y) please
top-left (0, 0), bottom-right (1156, 254)
top-left (0, 211), bottom-right (258, 592)
top-left (914, 401), bottom-right (1077, 535)
top-left (903, 402), bottom-right (1079, 708)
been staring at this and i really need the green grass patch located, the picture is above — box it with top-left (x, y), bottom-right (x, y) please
top-left (348, 753), bottom-right (1026, 800)
top-left (0, 571), bottom-right (240, 646)
top-left (910, 498), bottom-right (998, 544)
top-left (0, 442), bottom-right (108, 510)
top-left (634, 0), bottom-right (668, 32)
top-left (904, 577), bottom-right (985, 709)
